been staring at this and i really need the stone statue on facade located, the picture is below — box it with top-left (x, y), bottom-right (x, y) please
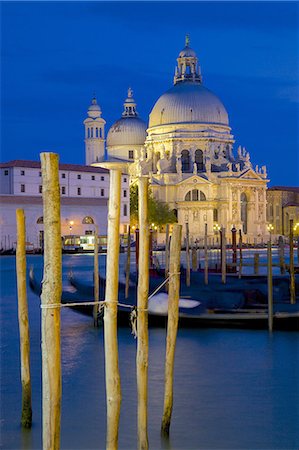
top-left (193, 162), bottom-right (197, 175)
top-left (176, 155), bottom-right (182, 176)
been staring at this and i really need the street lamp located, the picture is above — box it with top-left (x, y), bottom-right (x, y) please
top-left (69, 220), bottom-right (74, 233)
top-left (267, 223), bottom-right (274, 243)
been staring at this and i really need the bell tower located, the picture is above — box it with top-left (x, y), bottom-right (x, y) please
top-left (84, 96), bottom-right (106, 165)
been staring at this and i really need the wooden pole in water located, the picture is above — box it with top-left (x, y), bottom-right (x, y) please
top-left (278, 236), bottom-right (286, 275)
top-left (16, 209), bottom-right (32, 428)
top-left (161, 223), bottom-right (182, 437)
top-left (185, 223), bottom-right (190, 287)
top-left (40, 152), bottom-right (62, 450)
top-left (192, 246), bottom-right (197, 272)
top-left (135, 228), bottom-right (140, 275)
top-left (104, 168), bottom-right (122, 449)
top-left (238, 230), bottom-right (243, 279)
top-left (267, 240), bottom-right (273, 332)
top-left (93, 224), bottom-right (99, 326)
top-left (221, 227), bottom-right (226, 284)
top-left (254, 253), bottom-right (259, 275)
top-left (125, 225), bottom-right (131, 299)
top-left (165, 224), bottom-right (170, 278)
top-left (289, 219), bottom-right (296, 304)
top-left (231, 227), bottom-right (237, 270)
top-left (165, 223), bottom-right (170, 292)
top-left (137, 176), bottom-right (150, 450)
top-left (204, 223), bottom-right (208, 285)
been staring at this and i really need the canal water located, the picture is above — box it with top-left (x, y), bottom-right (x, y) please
top-left (1, 254), bottom-right (298, 449)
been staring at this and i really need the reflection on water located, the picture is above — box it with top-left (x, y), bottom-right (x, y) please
top-left (1, 255), bottom-right (299, 450)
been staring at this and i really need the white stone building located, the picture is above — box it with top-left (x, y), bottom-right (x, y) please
top-left (102, 37), bottom-right (268, 243)
top-left (0, 160), bottom-right (130, 250)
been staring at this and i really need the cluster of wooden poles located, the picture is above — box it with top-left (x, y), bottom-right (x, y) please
top-left (16, 153), bottom-right (183, 449)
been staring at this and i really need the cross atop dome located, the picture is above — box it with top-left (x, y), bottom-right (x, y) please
top-left (174, 36), bottom-right (202, 85)
top-left (122, 87), bottom-right (139, 117)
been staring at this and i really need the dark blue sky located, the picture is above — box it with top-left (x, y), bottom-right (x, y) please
top-left (1, 1), bottom-right (298, 186)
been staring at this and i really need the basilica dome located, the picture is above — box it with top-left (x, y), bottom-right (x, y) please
top-left (107, 88), bottom-right (147, 147)
top-left (148, 37), bottom-right (229, 129)
top-left (149, 82), bottom-right (229, 128)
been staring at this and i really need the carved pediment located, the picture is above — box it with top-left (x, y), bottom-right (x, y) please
top-left (238, 169), bottom-right (263, 180)
top-left (177, 174), bottom-right (212, 186)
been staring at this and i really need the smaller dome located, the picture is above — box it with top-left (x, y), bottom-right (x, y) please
top-left (107, 117), bottom-right (147, 147)
top-left (87, 97), bottom-right (102, 119)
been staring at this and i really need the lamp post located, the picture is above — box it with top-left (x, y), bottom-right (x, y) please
top-left (267, 223), bottom-right (274, 244)
top-left (69, 220), bottom-right (74, 234)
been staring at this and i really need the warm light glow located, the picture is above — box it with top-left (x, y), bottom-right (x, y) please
top-left (213, 223), bottom-right (220, 232)
top-left (69, 220), bottom-right (74, 226)
top-left (267, 223), bottom-right (274, 232)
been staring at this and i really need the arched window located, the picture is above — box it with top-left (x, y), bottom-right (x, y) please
top-left (213, 209), bottom-right (218, 222)
top-left (37, 216), bottom-right (43, 224)
top-left (96, 128), bottom-right (98, 138)
top-left (82, 216), bottom-right (94, 224)
top-left (200, 191), bottom-right (206, 201)
top-left (87, 128), bottom-right (90, 138)
top-left (195, 149), bottom-right (204, 171)
top-left (185, 190), bottom-right (206, 201)
top-left (99, 128), bottom-right (102, 138)
top-left (181, 150), bottom-right (190, 172)
top-left (91, 128), bottom-right (94, 138)
top-left (240, 193), bottom-right (248, 234)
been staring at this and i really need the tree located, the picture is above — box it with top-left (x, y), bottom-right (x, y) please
top-left (130, 184), bottom-right (177, 227)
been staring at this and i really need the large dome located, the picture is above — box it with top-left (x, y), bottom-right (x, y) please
top-left (149, 82), bottom-right (229, 128)
top-left (107, 116), bottom-right (147, 147)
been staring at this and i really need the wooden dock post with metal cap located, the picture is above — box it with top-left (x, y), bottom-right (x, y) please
top-left (16, 208), bottom-right (32, 428)
top-left (161, 223), bottom-right (182, 437)
top-left (221, 227), bottom-right (226, 284)
top-left (137, 176), bottom-right (150, 450)
top-left (40, 152), bottom-right (62, 450)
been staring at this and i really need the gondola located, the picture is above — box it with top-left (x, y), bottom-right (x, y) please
top-left (29, 267), bottom-right (299, 330)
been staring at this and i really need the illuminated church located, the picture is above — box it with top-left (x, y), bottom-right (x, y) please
top-left (85, 37), bottom-right (268, 243)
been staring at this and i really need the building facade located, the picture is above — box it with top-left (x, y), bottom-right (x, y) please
top-left (266, 186), bottom-right (299, 236)
top-left (0, 160), bottom-right (130, 250)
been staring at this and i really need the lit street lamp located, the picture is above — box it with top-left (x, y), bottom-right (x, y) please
top-left (267, 223), bottom-right (274, 243)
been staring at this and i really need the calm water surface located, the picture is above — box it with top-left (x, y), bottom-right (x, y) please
top-left (1, 254), bottom-right (298, 450)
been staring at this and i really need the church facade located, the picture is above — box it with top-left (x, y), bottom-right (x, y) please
top-left (87, 38), bottom-right (268, 243)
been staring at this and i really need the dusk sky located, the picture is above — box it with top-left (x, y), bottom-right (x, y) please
top-left (1, 1), bottom-right (298, 186)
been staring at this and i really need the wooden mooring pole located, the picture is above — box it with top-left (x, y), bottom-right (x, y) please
top-left (16, 209), bottom-right (32, 428)
top-left (238, 230), bottom-right (243, 279)
top-left (93, 224), bottom-right (99, 326)
top-left (125, 225), bottom-right (131, 299)
top-left (289, 219), bottom-right (296, 304)
top-left (204, 223), bottom-right (208, 285)
top-left (165, 224), bottom-right (170, 279)
top-left (137, 177), bottom-right (150, 450)
top-left (267, 240), bottom-right (273, 332)
top-left (161, 224), bottom-right (182, 437)
top-left (278, 236), bottom-right (286, 275)
top-left (254, 253), bottom-right (259, 275)
top-left (165, 223), bottom-right (170, 292)
top-left (221, 227), bottom-right (226, 284)
top-left (104, 168), bottom-right (122, 449)
top-left (192, 246), bottom-right (197, 272)
top-left (40, 152), bottom-right (62, 450)
top-left (185, 223), bottom-right (190, 287)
